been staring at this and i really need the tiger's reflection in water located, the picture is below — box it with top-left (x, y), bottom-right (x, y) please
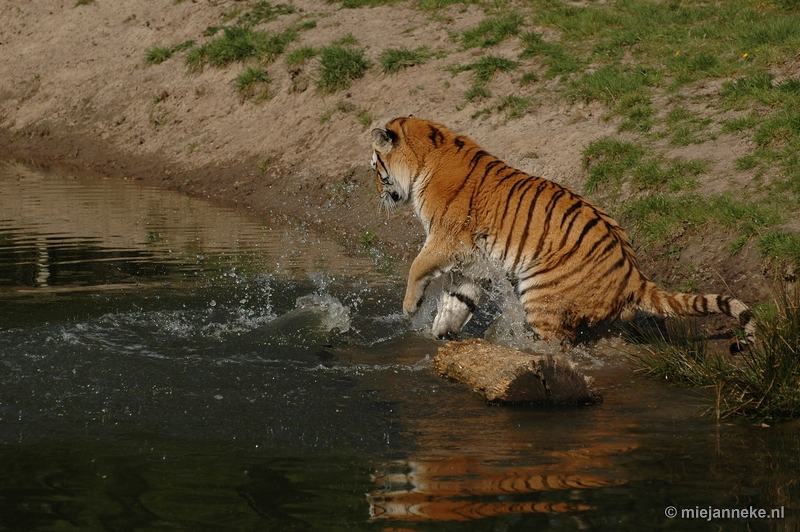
top-left (367, 440), bottom-right (632, 522)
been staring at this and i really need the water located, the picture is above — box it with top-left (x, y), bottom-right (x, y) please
top-left (0, 161), bottom-right (797, 531)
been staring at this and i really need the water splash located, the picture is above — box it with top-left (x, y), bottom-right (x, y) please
top-left (295, 293), bottom-right (350, 334)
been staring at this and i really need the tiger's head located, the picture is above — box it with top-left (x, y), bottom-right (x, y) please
top-left (371, 117), bottom-right (426, 211)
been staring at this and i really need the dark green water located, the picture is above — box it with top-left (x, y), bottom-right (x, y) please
top-left (0, 162), bottom-right (797, 531)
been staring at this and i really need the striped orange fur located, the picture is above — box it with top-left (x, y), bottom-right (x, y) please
top-left (371, 117), bottom-right (755, 347)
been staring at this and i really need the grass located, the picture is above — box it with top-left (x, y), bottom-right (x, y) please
top-left (754, 109), bottom-right (800, 149)
top-left (186, 26), bottom-right (297, 70)
top-left (319, 101), bottom-right (373, 128)
top-left (519, 71), bottom-right (538, 86)
top-left (629, 319), bottom-right (728, 387)
top-left (726, 283), bottom-right (800, 420)
top-left (235, 66), bottom-right (271, 101)
top-left (359, 229), bottom-right (378, 252)
top-left (145, 46), bottom-right (173, 66)
top-left (341, 0), bottom-right (400, 8)
top-left (236, 1), bottom-right (295, 27)
top-left (333, 33), bottom-right (360, 47)
top-left (622, 193), bottom-right (782, 247)
top-left (466, 56), bottom-right (518, 84)
top-left (451, 55), bottom-right (518, 103)
top-left (720, 73), bottom-right (778, 107)
top-left (721, 113), bottom-right (761, 134)
top-left (145, 41), bottom-right (196, 66)
top-left (631, 158), bottom-right (709, 191)
top-left (286, 46), bottom-right (318, 67)
top-left (316, 45), bottom-right (371, 93)
top-left (758, 232), bottom-right (800, 263)
top-left (473, 95), bottom-right (534, 121)
top-left (417, 0), bottom-right (475, 9)
top-left (666, 51), bottom-right (722, 87)
top-left (572, 65), bottom-right (661, 132)
top-left (582, 138), bottom-right (645, 193)
top-left (461, 13), bottom-right (524, 49)
top-left (379, 47), bottom-right (431, 75)
top-left (537, 3), bottom-right (621, 40)
top-left (184, 1), bottom-right (314, 72)
top-left (519, 32), bottom-right (584, 79)
top-left (631, 282), bottom-right (800, 421)
top-left (665, 107), bottom-right (713, 146)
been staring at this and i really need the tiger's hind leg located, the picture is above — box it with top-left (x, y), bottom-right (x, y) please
top-left (432, 279), bottom-right (483, 340)
top-left (520, 299), bottom-right (575, 343)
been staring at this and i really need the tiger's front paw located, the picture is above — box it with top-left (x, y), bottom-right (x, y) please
top-left (402, 295), bottom-right (420, 317)
top-left (403, 287), bottom-right (424, 317)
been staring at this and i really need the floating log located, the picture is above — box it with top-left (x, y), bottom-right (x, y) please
top-left (432, 338), bottom-right (601, 405)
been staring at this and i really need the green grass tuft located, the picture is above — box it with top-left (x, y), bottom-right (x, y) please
top-left (316, 45), bottom-right (371, 93)
top-left (333, 33), bottom-right (360, 47)
top-left (379, 47), bottom-right (431, 74)
top-left (573, 65), bottom-right (661, 105)
top-left (758, 231), bottom-right (800, 263)
top-left (417, 0), bottom-right (474, 9)
top-left (172, 40), bottom-right (196, 53)
top-left (473, 95), bottom-right (534, 121)
top-left (632, 283), bottom-right (800, 421)
top-left (572, 65), bottom-right (660, 131)
top-left (666, 52), bottom-right (721, 87)
top-left (462, 84), bottom-right (488, 102)
top-left (458, 55), bottom-right (518, 84)
top-left (629, 319), bottom-right (727, 387)
top-left (519, 32), bottom-right (585, 79)
top-left (285, 46), bottom-right (318, 67)
top-left (186, 26), bottom-right (297, 70)
top-left (519, 71), bottom-right (538, 86)
top-left (720, 73), bottom-right (776, 106)
top-left (723, 283), bottom-right (800, 420)
top-left (236, 1), bottom-right (295, 27)
top-left (582, 138), bottom-right (645, 193)
top-left (145, 41), bottom-right (197, 66)
top-left (631, 158), bottom-right (709, 191)
top-left (453, 55), bottom-right (518, 103)
top-left (623, 193), bottom-right (782, 245)
top-left (721, 113), bottom-right (761, 134)
top-left (235, 66), bottom-right (271, 94)
top-left (461, 13), bottom-right (524, 49)
top-left (754, 109), bottom-right (800, 148)
top-left (537, 3), bottom-right (621, 40)
top-left (145, 46), bottom-right (173, 66)
top-left (341, 0), bottom-right (399, 7)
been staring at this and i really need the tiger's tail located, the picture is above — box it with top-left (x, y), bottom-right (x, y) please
top-left (635, 281), bottom-right (755, 349)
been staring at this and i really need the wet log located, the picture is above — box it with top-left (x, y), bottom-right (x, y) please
top-left (433, 338), bottom-right (602, 405)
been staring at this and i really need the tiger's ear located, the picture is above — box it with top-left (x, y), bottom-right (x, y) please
top-left (372, 128), bottom-right (396, 153)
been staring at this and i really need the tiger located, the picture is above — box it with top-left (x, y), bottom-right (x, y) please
top-left (370, 116), bottom-right (755, 349)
